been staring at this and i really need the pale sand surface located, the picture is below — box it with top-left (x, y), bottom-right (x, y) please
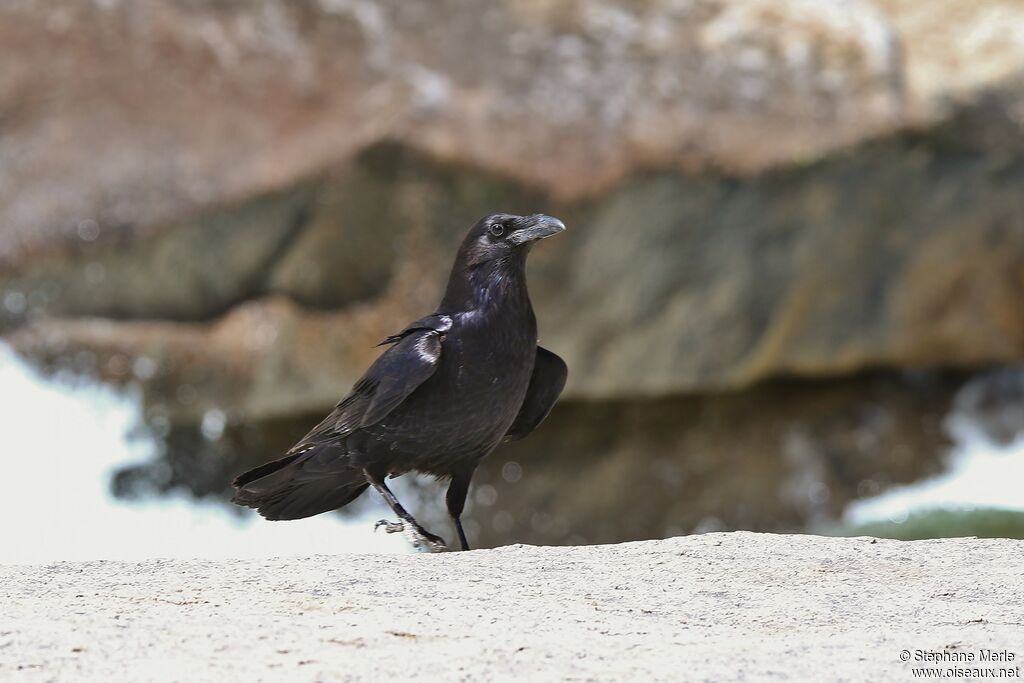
top-left (2, 532), bottom-right (1021, 682)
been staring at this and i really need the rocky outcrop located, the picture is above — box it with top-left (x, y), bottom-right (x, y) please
top-left (0, 0), bottom-right (911, 270)
top-left (8, 112), bottom-right (1024, 421)
top-left (3, 1), bottom-right (1024, 412)
top-left (3, 534), bottom-right (1022, 682)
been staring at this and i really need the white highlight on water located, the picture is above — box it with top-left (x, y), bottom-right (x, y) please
top-left (0, 343), bottom-right (409, 563)
top-left (845, 404), bottom-right (1024, 525)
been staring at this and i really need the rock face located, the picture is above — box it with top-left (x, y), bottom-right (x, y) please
top-left (8, 120), bottom-right (1024, 418)
top-left (5, 1), bottom-right (1024, 394)
top-left (3, 0), bottom-right (1024, 537)
top-left (0, 0), bottom-right (909, 269)
top-left (2, 534), bottom-right (1023, 682)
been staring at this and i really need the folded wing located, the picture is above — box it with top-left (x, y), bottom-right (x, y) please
top-left (230, 324), bottom-right (446, 520)
top-left (505, 346), bottom-right (567, 440)
top-left (290, 324), bottom-right (446, 451)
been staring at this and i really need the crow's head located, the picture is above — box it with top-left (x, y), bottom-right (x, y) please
top-left (441, 213), bottom-right (566, 311)
top-left (459, 213), bottom-right (566, 266)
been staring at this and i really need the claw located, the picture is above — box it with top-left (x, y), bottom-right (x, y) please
top-left (376, 521), bottom-right (446, 551)
top-left (375, 519), bottom-right (405, 534)
top-left (374, 519), bottom-right (447, 552)
top-left (414, 532), bottom-right (448, 553)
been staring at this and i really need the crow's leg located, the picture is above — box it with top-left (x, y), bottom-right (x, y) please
top-left (365, 468), bottom-right (447, 552)
top-left (446, 469), bottom-right (474, 551)
top-left (454, 520), bottom-right (469, 553)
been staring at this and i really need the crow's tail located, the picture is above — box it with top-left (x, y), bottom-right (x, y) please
top-left (230, 444), bottom-right (368, 521)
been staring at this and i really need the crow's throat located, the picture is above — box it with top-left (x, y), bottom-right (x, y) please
top-left (439, 253), bottom-right (531, 316)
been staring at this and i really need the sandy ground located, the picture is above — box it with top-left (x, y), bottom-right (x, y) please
top-left (2, 532), bottom-right (1022, 682)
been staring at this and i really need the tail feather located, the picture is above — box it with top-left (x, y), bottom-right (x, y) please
top-left (230, 444), bottom-right (368, 521)
top-left (232, 452), bottom-right (303, 489)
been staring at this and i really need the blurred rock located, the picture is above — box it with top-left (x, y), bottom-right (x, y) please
top-left (8, 118), bottom-right (1024, 418)
top-left (0, 0), bottom-right (909, 272)
top-left (6, 0), bottom-right (1024, 272)
top-left (4, 1), bottom-right (1024, 406)
top-left (0, 184), bottom-right (314, 321)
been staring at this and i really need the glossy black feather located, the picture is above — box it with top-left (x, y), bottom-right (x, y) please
top-left (231, 213), bottom-right (567, 538)
top-left (359, 330), bottom-right (443, 427)
top-left (505, 346), bottom-right (568, 440)
top-left (377, 314), bottom-right (453, 346)
top-left (230, 443), bottom-right (368, 520)
top-left (287, 328), bottom-right (445, 452)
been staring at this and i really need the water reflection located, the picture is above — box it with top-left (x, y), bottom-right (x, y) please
top-left (4, 341), bottom-right (1024, 563)
top-left (844, 368), bottom-right (1024, 537)
top-left (105, 365), bottom-right (1024, 547)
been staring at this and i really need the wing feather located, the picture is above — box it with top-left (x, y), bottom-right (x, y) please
top-left (289, 327), bottom-right (444, 451)
top-left (505, 346), bottom-right (567, 440)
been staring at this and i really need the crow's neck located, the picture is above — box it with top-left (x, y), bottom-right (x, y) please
top-left (439, 255), bottom-right (532, 317)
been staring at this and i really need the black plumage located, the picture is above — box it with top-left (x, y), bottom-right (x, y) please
top-left (231, 213), bottom-right (567, 551)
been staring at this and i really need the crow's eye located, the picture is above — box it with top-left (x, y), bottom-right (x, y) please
top-left (488, 224), bottom-right (506, 238)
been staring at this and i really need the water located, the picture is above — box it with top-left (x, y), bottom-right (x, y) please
top-left (3, 343), bottom-right (1023, 563)
top-left (0, 344), bottom-right (409, 563)
top-left (845, 407), bottom-right (1024, 525)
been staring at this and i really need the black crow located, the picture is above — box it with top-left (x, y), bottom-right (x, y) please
top-left (231, 213), bottom-right (567, 552)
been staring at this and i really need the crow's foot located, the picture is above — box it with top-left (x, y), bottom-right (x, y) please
top-left (411, 529), bottom-right (448, 553)
top-left (375, 519), bottom-right (405, 534)
top-left (374, 519), bottom-right (447, 552)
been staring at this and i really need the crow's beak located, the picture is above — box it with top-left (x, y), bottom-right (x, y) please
top-left (508, 214), bottom-right (567, 245)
